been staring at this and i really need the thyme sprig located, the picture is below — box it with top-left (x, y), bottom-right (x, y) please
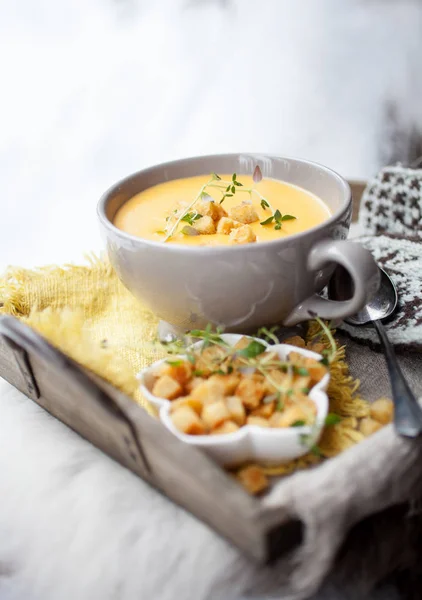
top-left (163, 175), bottom-right (216, 241)
top-left (162, 166), bottom-right (296, 241)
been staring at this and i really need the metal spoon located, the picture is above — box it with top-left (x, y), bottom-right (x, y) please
top-left (328, 265), bottom-right (422, 437)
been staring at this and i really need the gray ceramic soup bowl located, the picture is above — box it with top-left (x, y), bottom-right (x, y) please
top-left (97, 153), bottom-right (379, 335)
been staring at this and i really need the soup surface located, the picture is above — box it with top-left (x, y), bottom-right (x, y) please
top-left (113, 174), bottom-right (331, 246)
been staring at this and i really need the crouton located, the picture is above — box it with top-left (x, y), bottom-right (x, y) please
top-left (306, 361), bottom-right (328, 384)
top-left (191, 379), bottom-right (226, 404)
top-left (152, 375), bottom-right (183, 400)
top-left (169, 396), bottom-right (203, 415)
top-left (208, 373), bottom-right (240, 395)
top-left (229, 204), bottom-right (259, 224)
top-left (283, 335), bottom-right (306, 349)
top-left (370, 398), bottom-right (394, 425)
top-left (264, 369), bottom-right (292, 395)
top-left (236, 378), bottom-right (265, 409)
top-left (237, 465), bottom-right (269, 495)
top-left (246, 416), bottom-right (270, 427)
top-left (234, 336), bottom-right (251, 350)
top-left (194, 215), bottom-right (216, 235)
top-left (306, 341), bottom-right (326, 354)
top-left (292, 375), bottom-right (311, 393)
top-left (171, 406), bottom-right (207, 435)
top-left (161, 361), bottom-right (193, 385)
top-left (229, 224), bottom-right (257, 244)
top-left (196, 199), bottom-right (227, 221)
top-left (201, 400), bottom-right (231, 429)
top-left (210, 420), bottom-right (240, 435)
top-left (216, 217), bottom-right (243, 235)
top-left (360, 417), bottom-right (383, 437)
top-left (195, 345), bottom-right (226, 375)
top-left (185, 376), bottom-right (204, 394)
top-left (251, 401), bottom-right (275, 419)
top-left (226, 395), bottom-right (246, 426)
top-left (269, 405), bottom-right (309, 428)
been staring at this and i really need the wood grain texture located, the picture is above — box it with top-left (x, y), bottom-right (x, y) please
top-left (0, 316), bottom-right (287, 563)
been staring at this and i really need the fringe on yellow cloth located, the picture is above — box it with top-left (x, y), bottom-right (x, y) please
top-left (0, 256), bottom-right (372, 480)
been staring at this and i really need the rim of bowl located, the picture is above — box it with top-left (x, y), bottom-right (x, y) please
top-left (139, 335), bottom-right (330, 443)
top-left (97, 152), bottom-right (351, 254)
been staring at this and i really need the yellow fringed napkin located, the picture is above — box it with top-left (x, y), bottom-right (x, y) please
top-left (1, 256), bottom-right (385, 486)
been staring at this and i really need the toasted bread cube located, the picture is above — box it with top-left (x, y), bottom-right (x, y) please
top-left (229, 224), bottom-right (256, 244)
top-left (360, 417), bottom-right (383, 437)
top-left (306, 341), bottom-right (326, 354)
top-left (161, 361), bottom-right (193, 385)
top-left (196, 199), bottom-right (227, 221)
top-left (246, 416), bottom-right (270, 428)
top-left (234, 336), bottom-right (251, 350)
top-left (265, 369), bottom-right (292, 395)
top-left (229, 204), bottom-right (259, 224)
top-left (185, 376), bottom-right (204, 394)
top-left (237, 465), bottom-right (269, 495)
top-left (251, 401), bottom-right (275, 419)
top-left (306, 361), bottom-right (328, 384)
top-left (269, 405), bottom-right (309, 428)
top-left (195, 345), bottom-right (226, 375)
top-left (202, 400), bottom-right (231, 429)
top-left (171, 406), bottom-right (207, 435)
top-left (226, 395), bottom-right (246, 426)
top-left (288, 351), bottom-right (307, 366)
top-left (210, 420), bottom-right (240, 435)
top-left (370, 398), bottom-right (394, 425)
top-left (236, 378), bottom-right (265, 410)
top-left (288, 352), bottom-right (328, 384)
top-left (216, 217), bottom-right (243, 235)
top-left (169, 396), bottom-right (203, 415)
top-left (191, 379), bottom-right (226, 404)
top-left (152, 375), bottom-right (183, 400)
top-left (194, 215), bottom-right (216, 235)
top-left (292, 375), bottom-right (311, 393)
top-left (283, 336), bottom-right (306, 349)
top-left (286, 392), bottom-right (317, 414)
top-left (209, 373), bottom-right (240, 395)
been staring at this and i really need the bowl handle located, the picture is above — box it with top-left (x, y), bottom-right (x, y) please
top-left (283, 239), bottom-right (380, 326)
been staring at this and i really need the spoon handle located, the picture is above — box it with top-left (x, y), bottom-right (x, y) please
top-left (373, 319), bottom-right (422, 437)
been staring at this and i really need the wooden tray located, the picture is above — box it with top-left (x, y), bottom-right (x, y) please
top-left (0, 181), bottom-right (366, 565)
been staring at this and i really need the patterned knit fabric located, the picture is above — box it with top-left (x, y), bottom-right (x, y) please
top-left (340, 165), bottom-right (422, 350)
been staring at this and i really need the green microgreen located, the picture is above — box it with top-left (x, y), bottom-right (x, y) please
top-left (324, 413), bottom-right (342, 426)
top-left (166, 359), bottom-right (184, 366)
top-left (236, 340), bottom-right (267, 359)
top-left (294, 366), bottom-right (309, 376)
top-left (291, 420), bottom-right (306, 427)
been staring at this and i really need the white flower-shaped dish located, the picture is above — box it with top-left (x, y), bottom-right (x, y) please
top-left (139, 334), bottom-right (329, 467)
